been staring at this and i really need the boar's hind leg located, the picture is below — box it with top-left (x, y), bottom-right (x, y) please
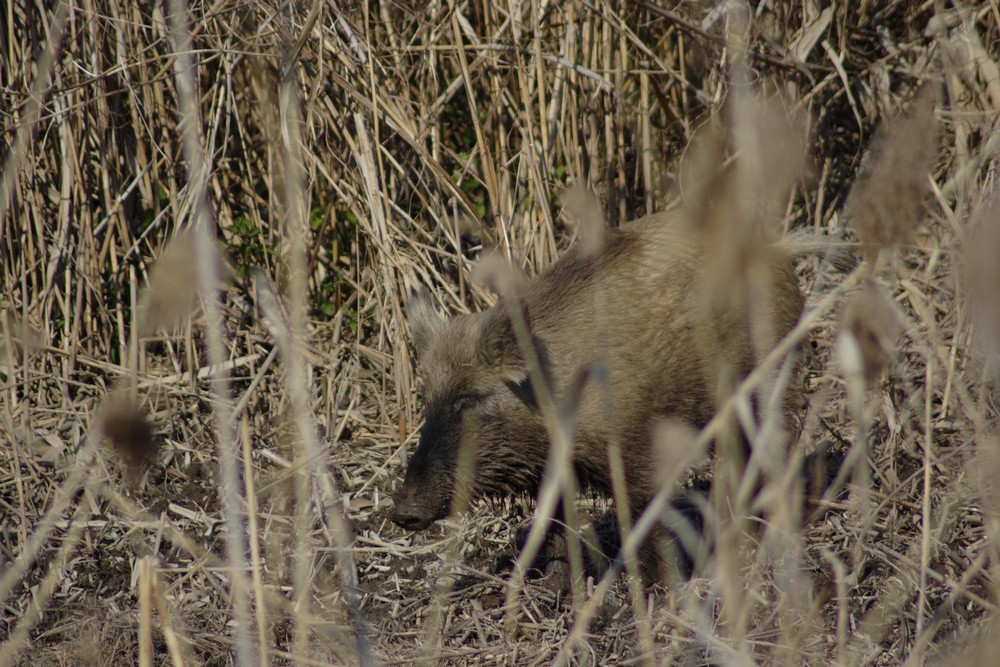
top-left (802, 438), bottom-right (849, 519)
top-left (484, 500), bottom-right (576, 587)
top-left (627, 486), bottom-right (711, 587)
top-left (503, 499), bottom-right (621, 591)
top-left (637, 442), bottom-right (847, 586)
top-left (564, 488), bottom-right (712, 587)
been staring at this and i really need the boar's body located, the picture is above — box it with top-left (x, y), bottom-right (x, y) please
top-left (391, 210), bottom-right (804, 532)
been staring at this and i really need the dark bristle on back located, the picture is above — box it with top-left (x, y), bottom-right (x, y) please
top-left (2, 1), bottom-right (999, 665)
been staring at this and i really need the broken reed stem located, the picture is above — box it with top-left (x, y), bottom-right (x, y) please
top-left (164, 2), bottom-right (255, 665)
top-left (606, 436), bottom-right (657, 667)
top-left (150, 570), bottom-right (191, 667)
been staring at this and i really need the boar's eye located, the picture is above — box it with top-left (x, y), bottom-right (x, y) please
top-left (452, 395), bottom-right (478, 414)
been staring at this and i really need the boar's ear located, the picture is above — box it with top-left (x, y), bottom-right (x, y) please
top-left (408, 290), bottom-right (440, 356)
top-left (479, 306), bottom-right (529, 382)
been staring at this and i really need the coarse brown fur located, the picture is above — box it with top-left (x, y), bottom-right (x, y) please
top-left (391, 210), bottom-right (806, 574)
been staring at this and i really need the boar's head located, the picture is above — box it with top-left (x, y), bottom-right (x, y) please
top-left (390, 293), bottom-right (548, 531)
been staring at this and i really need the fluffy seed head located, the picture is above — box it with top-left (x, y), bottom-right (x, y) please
top-left (139, 229), bottom-right (203, 334)
top-left (839, 280), bottom-right (903, 384)
top-left (100, 395), bottom-right (157, 486)
top-left (845, 83), bottom-right (941, 259)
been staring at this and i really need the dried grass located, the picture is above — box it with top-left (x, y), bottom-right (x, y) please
top-left (2, 0), bottom-right (999, 665)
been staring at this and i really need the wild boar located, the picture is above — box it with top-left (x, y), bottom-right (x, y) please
top-left (390, 209), bottom-right (807, 566)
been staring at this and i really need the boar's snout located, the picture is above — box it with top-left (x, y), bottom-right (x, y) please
top-left (389, 488), bottom-right (438, 530)
top-left (389, 502), bottom-right (436, 531)
top-left (391, 415), bottom-right (458, 531)
top-left (390, 470), bottom-right (452, 532)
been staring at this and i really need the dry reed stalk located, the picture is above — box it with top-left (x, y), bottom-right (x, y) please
top-left (677, 15), bottom-right (816, 648)
top-left (253, 277), bottom-right (372, 664)
top-left (239, 415), bottom-right (269, 664)
top-left (270, 50), bottom-right (374, 663)
top-left (138, 556), bottom-right (154, 667)
top-left (142, 559), bottom-right (191, 667)
top-left (163, 1), bottom-right (255, 664)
